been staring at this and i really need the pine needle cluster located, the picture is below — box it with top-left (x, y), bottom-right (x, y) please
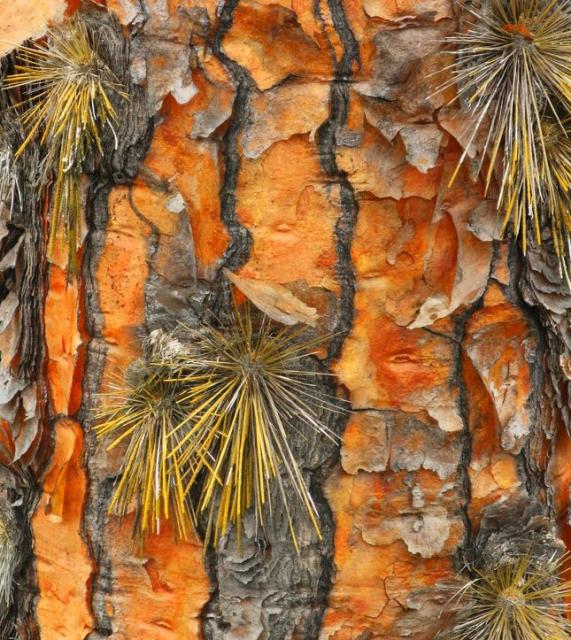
top-left (441, 0), bottom-right (571, 281)
top-left (96, 307), bottom-right (339, 549)
top-left (3, 15), bottom-right (127, 272)
top-left (445, 553), bottom-right (571, 639)
top-left (95, 358), bottom-right (195, 542)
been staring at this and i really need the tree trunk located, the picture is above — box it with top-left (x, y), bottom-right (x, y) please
top-left (0, 0), bottom-right (569, 638)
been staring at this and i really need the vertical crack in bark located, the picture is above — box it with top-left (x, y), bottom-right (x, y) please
top-left (455, 238), bottom-right (553, 569)
top-left (309, 1), bottom-right (360, 636)
top-left (75, 10), bottom-right (154, 636)
top-left (453, 303), bottom-right (481, 564)
top-left (316, 0), bottom-right (359, 364)
top-left (201, 3), bottom-right (360, 638)
top-left (79, 181), bottom-right (114, 639)
top-left (200, 2), bottom-right (256, 635)
top-left (505, 245), bottom-right (549, 503)
top-left (211, 0), bottom-right (253, 307)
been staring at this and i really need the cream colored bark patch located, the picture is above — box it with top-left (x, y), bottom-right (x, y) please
top-left (0, 0), bottom-right (65, 57)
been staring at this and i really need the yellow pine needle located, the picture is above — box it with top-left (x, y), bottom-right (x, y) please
top-left (448, 553), bottom-right (571, 640)
top-left (539, 117), bottom-right (571, 283)
top-left (439, 0), bottom-right (571, 276)
top-left (161, 306), bottom-right (340, 550)
top-left (96, 308), bottom-right (343, 549)
top-left (95, 365), bottom-right (195, 544)
top-left (3, 16), bottom-right (127, 274)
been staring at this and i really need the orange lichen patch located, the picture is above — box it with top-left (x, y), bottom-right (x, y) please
top-left (129, 177), bottom-right (181, 236)
top-left (0, 0), bottom-right (66, 56)
top-left (45, 264), bottom-right (81, 415)
top-left (96, 186), bottom-right (150, 370)
top-left (236, 136), bottom-right (339, 291)
top-left (336, 304), bottom-right (461, 432)
top-left (249, 0), bottom-right (329, 44)
top-left (106, 517), bottom-right (209, 640)
top-left (144, 91), bottom-right (230, 279)
top-left (222, 1), bottom-right (333, 90)
top-left (341, 411), bottom-right (390, 475)
top-left (34, 419), bottom-right (93, 638)
top-left (490, 452), bottom-right (520, 490)
top-left (329, 461), bottom-right (462, 554)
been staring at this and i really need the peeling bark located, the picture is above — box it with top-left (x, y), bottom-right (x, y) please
top-left (2, 0), bottom-right (571, 638)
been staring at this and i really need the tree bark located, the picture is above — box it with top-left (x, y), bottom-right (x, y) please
top-left (0, 0), bottom-right (569, 639)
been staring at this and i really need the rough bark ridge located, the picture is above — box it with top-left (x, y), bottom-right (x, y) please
top-left (0, 0), bottom-right (570, 638)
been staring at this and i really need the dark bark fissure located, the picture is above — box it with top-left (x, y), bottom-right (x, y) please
top-left (307, 0), bottom-right (362, 637)
top-left (79, 180), bottom-right (115, 640)
top-left (75, 8), bottom-right (154, 638)
top-left (315, 0), bottom-right (360, 365)
top-left (80, 159), bottom-right (153, 639)
top-left (211, 0), bottom-right (254, 315)
top-left (453, 236), bottom-right (555, 570)
top-left (453, 301), bottom-right (481, 565)
top-left (506, 245), bottom-right (549, 505)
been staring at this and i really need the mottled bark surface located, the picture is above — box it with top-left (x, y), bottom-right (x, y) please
top-left (0, 0), bottom-right (569, 638)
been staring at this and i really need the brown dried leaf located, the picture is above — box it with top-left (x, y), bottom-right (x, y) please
top-left (224, 269), bottom-right (319, 327)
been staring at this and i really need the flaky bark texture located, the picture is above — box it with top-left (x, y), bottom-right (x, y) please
top-left (0, 0), bottom-right (569, 638)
